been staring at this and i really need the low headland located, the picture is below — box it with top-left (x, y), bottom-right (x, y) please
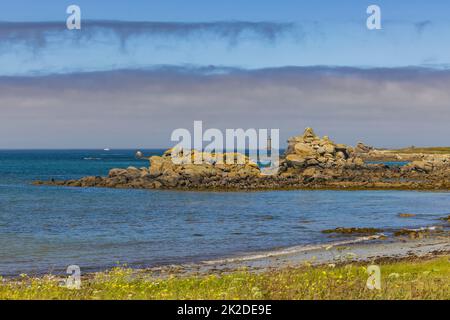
top-left (34, 127), bottom-right (450, 191)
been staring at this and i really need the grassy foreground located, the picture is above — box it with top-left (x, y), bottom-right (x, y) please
top-left (1, 256), bottom-right (449, 300)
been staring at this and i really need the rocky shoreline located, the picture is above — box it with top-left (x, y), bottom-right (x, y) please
top-left (34, 128), bottom-right (450, 191)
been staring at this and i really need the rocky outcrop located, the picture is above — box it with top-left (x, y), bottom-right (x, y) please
top-left (279, 128), bottom-right (365, 177)
top-left (146, 149), bottom-right (261, 188)
top-left (34, 127), bottom-right (450, 191)
top-left (356, 145), bottom-right (450, 163)
top-left (401, 154), bottom-right (450, 173)
top-left (354, 142), bottom-right (374, 154)
top-left (36, 150), bottom-right (264, 190)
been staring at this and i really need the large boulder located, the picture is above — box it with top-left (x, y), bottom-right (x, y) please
top-left (285, 154), bottom-right (306, 167)
top-left (294, 142), bottom-right (316, 157)
top-left (355, 142), bottom-right (374, 153)
top-left (403, 160), bottom-right (434, 173)
top-left (108, 168), bottom-right (128, 178)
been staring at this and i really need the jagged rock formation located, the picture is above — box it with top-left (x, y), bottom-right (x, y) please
top-left (402, 155), bottom-right (450, 173)
top-left (146, 149), bottom-right (261, 188)
top-left (279, 128), bottom-right (364, 173)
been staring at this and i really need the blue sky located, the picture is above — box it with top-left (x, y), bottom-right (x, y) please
top-left (1, 0), bottom-right (448, 22)
top-left (1, 0), bottom-right (450, 74)
top-left (1, 1), bottom-right (450, 148)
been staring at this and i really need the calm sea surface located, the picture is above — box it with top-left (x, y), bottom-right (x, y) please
top-left (0, 150), bottom-right (449, 276)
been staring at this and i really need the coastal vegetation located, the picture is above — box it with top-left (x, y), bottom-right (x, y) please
top-left (389, 147), bottom-right (450, 155)
top-left (1, 255), bottom-right (448, 300)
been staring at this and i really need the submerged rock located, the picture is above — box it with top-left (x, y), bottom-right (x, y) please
top-left (398, 213), bottom-right (417, 218)
top-left (321, 227), bottom-right (383, 235)
top-left (394, 227), bottom-right (442, 239)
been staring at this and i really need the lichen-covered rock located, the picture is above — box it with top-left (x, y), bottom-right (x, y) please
top-left (145, 149), bottom-right (261, 188)
top-left (355, 142), bottom-right (374, 153)
top-left (403, 160), bottom-right (434, 173)
top-left (402, 155), bottom-right (450, 173)
top-left (283, 127), bottom-right (357, 173)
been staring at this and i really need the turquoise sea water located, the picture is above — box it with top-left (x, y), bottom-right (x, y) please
top-left (0, 150), bottom-right (449, 276)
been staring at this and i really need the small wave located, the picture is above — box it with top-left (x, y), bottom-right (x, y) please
top-left (402, 226), bottom-right (441, 232)
top-left (83, 157), bottom-right (102, 161)
top-left (201, 234), bottom-right (384, 265)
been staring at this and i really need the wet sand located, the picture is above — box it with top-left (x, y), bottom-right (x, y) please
top-left (141, 234), bottom-right (450, 277)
